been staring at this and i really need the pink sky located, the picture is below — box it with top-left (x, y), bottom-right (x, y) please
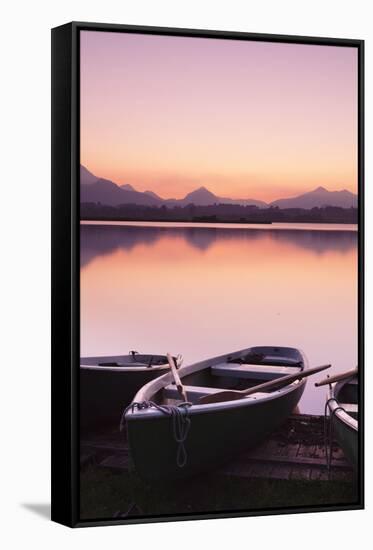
top-left (80, 31), bottom-right (358, 201)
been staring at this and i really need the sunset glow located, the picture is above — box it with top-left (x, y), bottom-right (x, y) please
top-left (80, 31), bottom-right (358, 202)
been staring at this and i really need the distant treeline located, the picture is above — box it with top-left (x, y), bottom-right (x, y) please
top-left (80, 202), bottom-right (358, 224)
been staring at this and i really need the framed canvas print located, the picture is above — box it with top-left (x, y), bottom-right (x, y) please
top-left (51, 22), bottom-right (364, 527)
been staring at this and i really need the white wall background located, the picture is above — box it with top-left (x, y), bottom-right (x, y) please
top-left (0, 0), bottom-right (371, 547)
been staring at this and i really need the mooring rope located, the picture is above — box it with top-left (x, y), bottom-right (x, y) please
top-left (120, 400), bottom-right (192, 468)
top-left (324, 397), bottom-right (347, 478)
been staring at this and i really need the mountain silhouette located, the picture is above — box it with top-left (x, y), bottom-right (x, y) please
top-left (173, 186), bottom-right (268, 208)
top-left (80, 165), bottom-right (357, 210)
top-left (270, 187), bottom-right (357, 209)
top-left (145, 190), bottom-right (164, 200)
top-left (120, 183), bottom-right (136, 192)
top-left (80, 167), bottom-right (162, 206)
top-left (80, 165), bottom-right (98, 186)
top-left (181, 186), bottom-right (219, 205)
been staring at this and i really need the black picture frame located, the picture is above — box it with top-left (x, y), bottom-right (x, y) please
top-left (51, 21), bottom-right (364, 528)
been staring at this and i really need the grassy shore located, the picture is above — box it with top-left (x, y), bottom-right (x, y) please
top-left (80, 465), bottom-right (358, 521)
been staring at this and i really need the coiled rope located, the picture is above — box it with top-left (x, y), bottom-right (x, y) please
top-left (120, 400), bottom-right (192, 468)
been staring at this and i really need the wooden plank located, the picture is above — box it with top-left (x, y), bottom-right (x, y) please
top-left (310, 468), bottom-right (330, 481)
top-left (81, 443), bottom-right (129, 455)
top-left (80, 451), bottom-right (96, 468)
top-left (248, 462), bottom-right (273, 478)
top-left (80, 433), bottom-right (128, 452)
top-left (218, 461), bottom-right (255, 478)
top-left (313, 445), bottom-right (326, 460)
top-left (80, 413), bottom-right (354, 482)
top-left (287, 443), bottom-right (301, 458)
top-left (297, 443), bottom-right (316, 458)
top-left (163, 384), bottom-right (222, 399)
top-left (263, 439), bottom-right (288, 457)
top-left (247, 453), bottom-right (349, 469)
top-left (99, 453), bottom-right (130, 471)
top-left (290, 466), bottom-right (311, 481)
top-left (330, 446), bottom-right (346, 462)
top-left (211, 364), bottom-right (299, 380)
top-left (330, 468), bottom-right (355, 482)
top-left (270, 464), bottom-right (291, 480)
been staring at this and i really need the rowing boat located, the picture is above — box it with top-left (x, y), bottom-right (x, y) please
top-left (124, 345), bottom-right (308, 481)
top-left (80, 353), bottom-right (171, 432)
top-left (327, 373), bottom-right (358, 469)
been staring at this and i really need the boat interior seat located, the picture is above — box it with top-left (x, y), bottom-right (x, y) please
top-left (163, 384), bottom-right (272, 403)
top-left (163, 384), bottom-right (224, 401)
top-left (210, 363), bottom-right (301, 380)
top-left (339, 403), bottom-right (358, 414)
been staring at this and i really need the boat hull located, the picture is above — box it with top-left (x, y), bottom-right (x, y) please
top-left (328, 376), bottom-right (358, 470)
top-left (332, 413), bottom-right (358, 469)
top-left (127, 371), bottom-right (305, 481)
top-left (80, 355), bottom-right (169, 432)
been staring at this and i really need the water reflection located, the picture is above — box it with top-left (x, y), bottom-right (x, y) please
top-left (80, 222), bottom-right (357, 414)
top-left (81, 224), bottom-right (357, 268)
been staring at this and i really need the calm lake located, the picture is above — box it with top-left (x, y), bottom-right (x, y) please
top-left (80, 221), bottom-right (358, 414)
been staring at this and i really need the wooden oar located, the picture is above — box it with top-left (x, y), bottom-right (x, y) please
top-left (315, 367), bottom-right (358, 387)
top-left (198, 363), bottom-right (331, 405)
top-left (167, 353), bottom-right (188, 402)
